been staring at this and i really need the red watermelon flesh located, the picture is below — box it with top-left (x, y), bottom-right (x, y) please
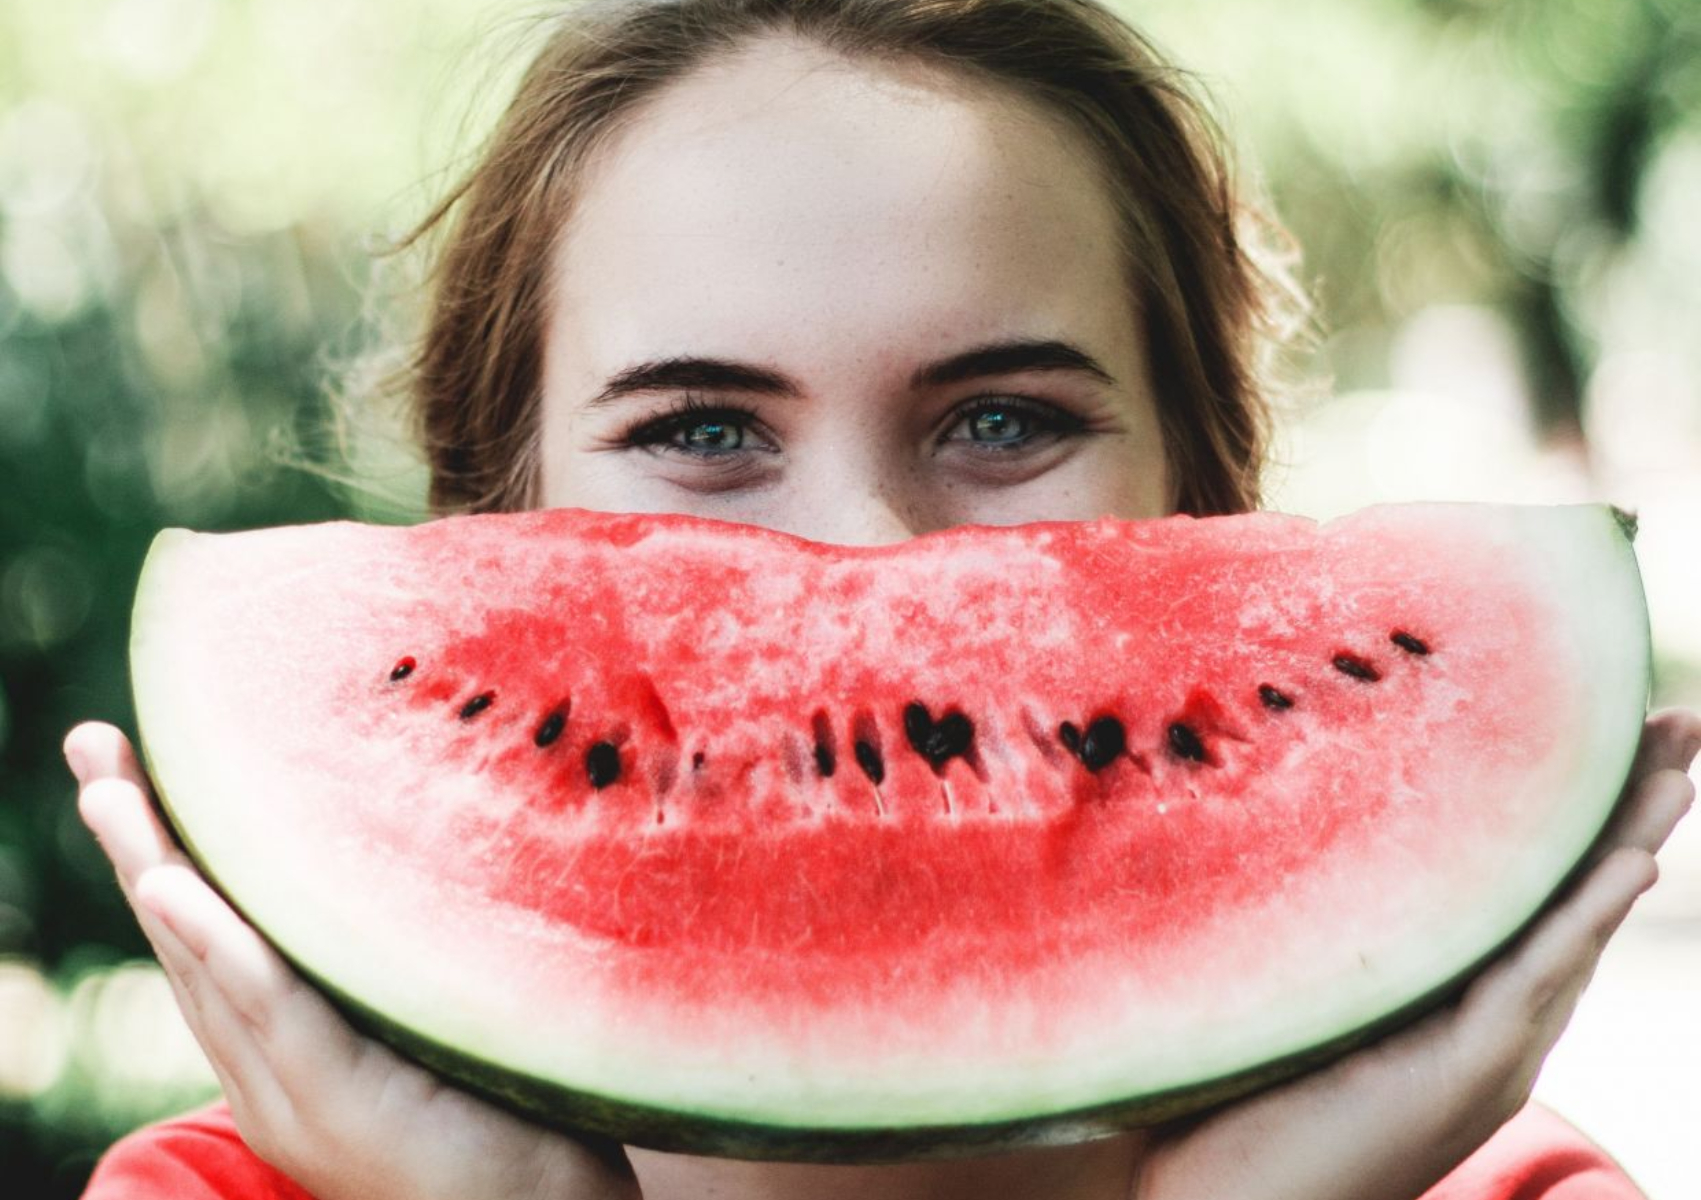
top-left (129, 503), bottom-right (1647, 1158)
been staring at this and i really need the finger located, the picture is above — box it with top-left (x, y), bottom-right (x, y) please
top-left (139, 865), bottom-right (300, 1036)
top-left (140, 905), bottom-right (269, 1119)
top-left (64, 721), bottom-right (153, 792)
top-left (78, 776), bottom-right (191, 896)
top-left (1434, 848), bottom-right (1654, 1132)
top-left (1626, 708), bottom-right (1701, 783)
top-left (1588, 759), bottom-right (1695, 874)
top-left (1462, 847), bottom-right (1655, 1047)
top-left (68, 728), bottom-right (299, 1133)
top-left (137, 864), bottom-right (364, 1100)
top-left (137, 868), bottom-right (321, 1131)
top-left (1605, 767), bottom-right (1695, 857)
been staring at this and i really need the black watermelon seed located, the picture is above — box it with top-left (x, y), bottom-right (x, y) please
top-left (533, 710), bottom-right (565, 748)
top-left (853, 739), bottom-right (885, 785)
top-left (1080, 716), bottom-right (1125, 772)
top-left (1332, 654), bottom-right (1381, 682)
top-left (903, 702), bottom-right (974, 769)
top-left (903, 703), bottom-right (930, 745)
top-left (459, 691), bottom-right (494, 720)
top-left (1058, 722), bottom-right (1082, 754)
top-left (810, 711), bottom-right (836, 777)
top-left (1168, 722), bottom-right (1207, 763)
top-left (1258, 684), bottom-right (1294, 710)
top-left (389, 657), bottom-right (416, 682)
top-left (692, 750), bottom-right (706, 770)
top-left (931, 712), bottom-right (974, 761)
top-left (586, 741), bottom-right (621, 789)
top-left (1391, 630), bottom-right (1430, 656)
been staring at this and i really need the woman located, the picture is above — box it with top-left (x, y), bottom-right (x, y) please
top-left (65, 0), bottom-right (1700, 1196)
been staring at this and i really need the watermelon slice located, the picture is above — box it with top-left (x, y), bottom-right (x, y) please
top-left (129, 503), bottom-right (1648, 1160)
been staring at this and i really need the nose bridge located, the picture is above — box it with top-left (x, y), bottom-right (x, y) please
top-left (777, 373), bottom-right (941, 546)
top-left (820, 485), bottom-right (925, 547)
top-left (799, 460), bottom-right (930, 548)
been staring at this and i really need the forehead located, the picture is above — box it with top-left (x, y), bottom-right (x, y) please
top-left (549, 35), bottom-right (1137, 375)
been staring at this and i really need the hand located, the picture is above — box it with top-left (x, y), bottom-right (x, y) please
top-left (65, 721), bottom-right (641, 1200)
top-left (1131, 707), bottom-right (1701, 1200)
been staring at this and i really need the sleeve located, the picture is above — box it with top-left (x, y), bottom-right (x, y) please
top-left (1421, 1103), bottom-right (1649, 1200)
top-left (81, 1102), bottom-right (316, 1200)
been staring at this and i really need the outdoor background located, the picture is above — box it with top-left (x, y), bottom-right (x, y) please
top-left (3, 0), bottom-right (1700, 1195)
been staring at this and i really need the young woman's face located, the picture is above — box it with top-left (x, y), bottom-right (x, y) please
top-left (539, 35), bottom-right (1170, 544)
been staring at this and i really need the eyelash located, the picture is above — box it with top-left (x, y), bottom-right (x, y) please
top-left (622, 393), bottom-right (1084, 457)
top-left (618, 395), bottom-right (770, 465)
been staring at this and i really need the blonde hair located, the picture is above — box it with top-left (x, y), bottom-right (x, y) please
top-left (397, 0), bottom-right (1306, 516)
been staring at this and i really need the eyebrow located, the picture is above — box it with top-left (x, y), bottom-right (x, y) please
top-left (586, 338), bottom-right (1117, 407)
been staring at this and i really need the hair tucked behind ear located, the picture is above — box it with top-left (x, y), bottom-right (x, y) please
top-left (389, 0), bottom-right (1308, 516)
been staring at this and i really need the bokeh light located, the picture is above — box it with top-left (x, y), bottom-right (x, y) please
top-left (0, 960), bottom-right (67, 1100)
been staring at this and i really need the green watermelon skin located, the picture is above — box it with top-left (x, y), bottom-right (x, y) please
top-left (129, 504), bottom-right (1648, 1160)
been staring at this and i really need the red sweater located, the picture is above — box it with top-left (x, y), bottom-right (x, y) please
top-left (82, 1100), bottom-right (1646, 1199)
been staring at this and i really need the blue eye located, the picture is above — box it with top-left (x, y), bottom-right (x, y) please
top-left (948, 398), bottom-right (1079, 451)
top-left (623, 394), bottom-right (1083, 463)
top-left (627, 399), bottom-right (764, 458)
top-left (678, 419), bottom-right (743, 453)
top-left (967, 408), bottom-right (1028, 445)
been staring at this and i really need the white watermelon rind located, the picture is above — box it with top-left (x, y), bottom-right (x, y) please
top-left (128, 503), bottom-right (1651, 1160)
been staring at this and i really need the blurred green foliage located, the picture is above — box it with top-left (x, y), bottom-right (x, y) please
top-left (2, 0), bottom-right (1698, 1195)
top-left (0, 239), bottom-right (350, 1192)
